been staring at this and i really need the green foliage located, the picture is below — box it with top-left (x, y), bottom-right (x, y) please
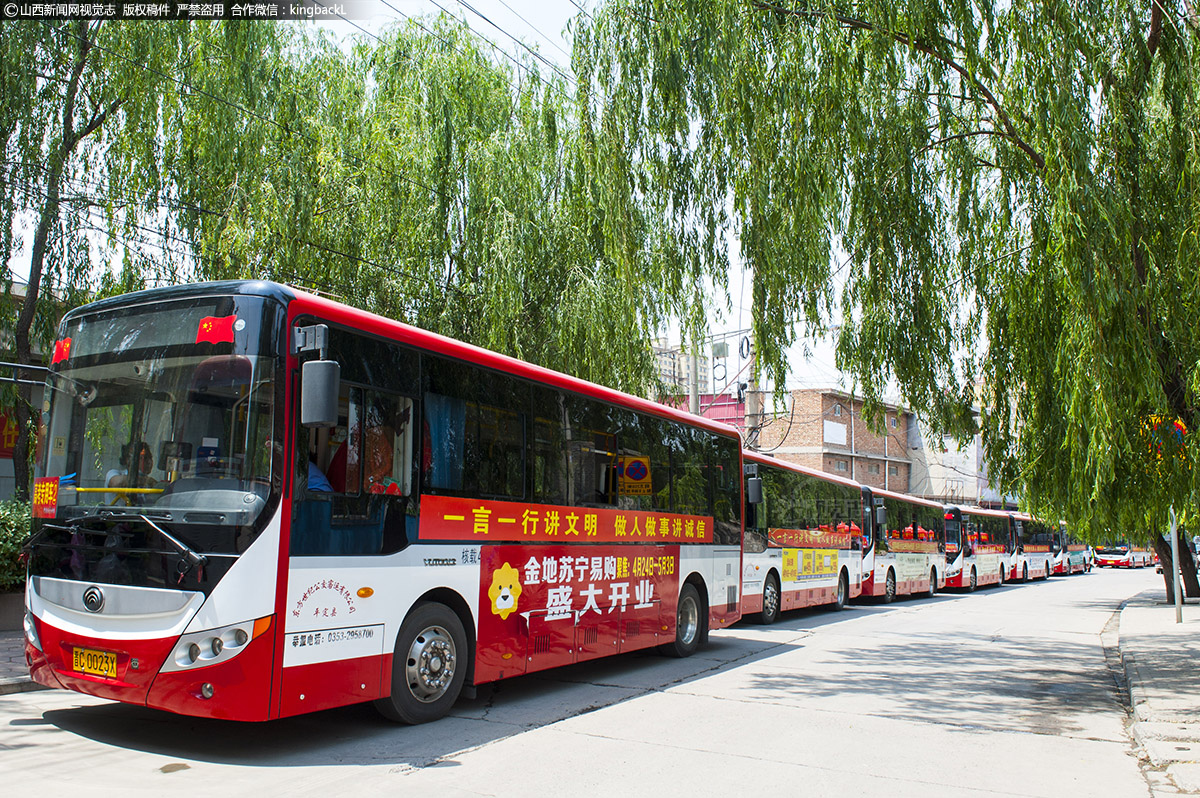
top-left (0, 501), bottom-right (30, 592)
top-left (579, 0), bottom-right (1200, 543)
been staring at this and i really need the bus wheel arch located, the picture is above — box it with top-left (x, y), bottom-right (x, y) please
top-left (375, 598), bottom-right (471, 724)
top-left (760, 569), bottom-right (781, 625)
top-left (662, 576), bottom-right (708, 657)
top-left (881, 568), bottom-right (897, 603)
top-left (834, 568), bottom-right (849, 610)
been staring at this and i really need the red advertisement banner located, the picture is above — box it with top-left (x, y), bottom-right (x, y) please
top-left (32, 477), bottom-right (58, 518)
top-left (768, 525), bottom-right (855, 549)
top-left (420, 494), bottom-right (714, 544)
top-left (0, 414), bottom-right (15, 459)
top-left (475, 543), bottom-right (680, 682)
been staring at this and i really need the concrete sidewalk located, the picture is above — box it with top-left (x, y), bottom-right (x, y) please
top-left (0, 630), bottom-right (42, 696)
top-left (1122, 589), bottom-right (1200, 795)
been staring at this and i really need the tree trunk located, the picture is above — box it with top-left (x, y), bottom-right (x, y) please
top-left (1179, 529), bottom-right (1200, 598)
top-left (11, 21), bottom-right (93, 501)
top-left (1152, 529), bottom-right (1200, 601)
top-left (1153, 534), bottom-right (1176, 600)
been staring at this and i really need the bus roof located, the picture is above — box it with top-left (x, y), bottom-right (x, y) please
top-left (870, 485), bottom-right (944, 509)
top-left (950, 505), bottom-right (1012, 519)
top-left (64, 280), bottom-right (743, 442)
top-left (743, 450), bottom-right (864, 490)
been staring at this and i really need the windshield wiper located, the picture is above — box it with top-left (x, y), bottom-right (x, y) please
top-left (26, 511), bottom-right (209, 580)
top-left (134, 513), bottom-right (208, 577)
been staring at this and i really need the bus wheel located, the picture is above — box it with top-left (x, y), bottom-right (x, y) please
top-left (760, 573), bottom-right (780, 625)
top-left (662, 583), bottom-right (704, 658)
top-left (1022, 563), bottom-right (1028, 582)
top-left (1043, 562), bottom-right (1051, 580)
top-left (834, 571), bottom-right (849, 610)
top-left (375, 602), bottom-right (467, 725)
top-left (967, 568), bottom-right (977, 592)
top-left (882, 570), bottom-right (897, 603)
top-left (927, 568), bottom-right (937, 598)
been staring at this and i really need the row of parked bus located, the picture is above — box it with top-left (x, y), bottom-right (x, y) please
top-left (20, 280), bottom-right (1108, 726)
top-left (739, 451), bottom-right (1094, 624)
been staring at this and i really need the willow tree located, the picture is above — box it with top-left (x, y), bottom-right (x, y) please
top-left (577, 1), bottom-right (1200, 592)
top-left (171, 18), bottom-right (685, 394)
top-left (1, 20), bottom-right (201, 500)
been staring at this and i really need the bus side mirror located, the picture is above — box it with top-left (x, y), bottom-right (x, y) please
top-left (747, 477), bottom-right (763, 505)
top-left (301, 359), bottom-right (340, 428)
top-left (876, 506), bottom-right (887, 527)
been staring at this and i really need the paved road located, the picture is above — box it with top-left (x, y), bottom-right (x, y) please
top-left (0, 569), bottom-right (1157, 797)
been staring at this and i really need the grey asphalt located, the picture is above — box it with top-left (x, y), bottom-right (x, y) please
top-left (4, 579), bottom-right (1200, 793)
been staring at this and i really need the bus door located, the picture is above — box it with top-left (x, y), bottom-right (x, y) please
top-left (944, 507), bottom-right (962, 573)
top-left (861, 487), bottom-right (876, 588)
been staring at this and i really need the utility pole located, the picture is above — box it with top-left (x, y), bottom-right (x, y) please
top-left (742, 335), bottom-right (759, 443)
top-left (689, 346), bottom-right (700, 415)
top-left (1171, 505), bottom-right (1183, 623)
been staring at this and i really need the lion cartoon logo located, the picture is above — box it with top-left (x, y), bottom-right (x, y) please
top-left (488, 562), bottom-right (523, 620)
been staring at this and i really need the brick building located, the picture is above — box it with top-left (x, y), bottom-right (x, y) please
top-left (755, 389), bottom-right (915, 492)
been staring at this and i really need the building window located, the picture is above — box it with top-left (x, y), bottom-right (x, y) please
top-left (833, 404), bottom-right (842, 417)
top-left (890, 417), bottom-right (897, 428)
top-left (835, 460), bottom-right (848, 472)
top-left (868, 463), bottom-right (880, 475)
top-left (888, 464), bottom-right (899, 476)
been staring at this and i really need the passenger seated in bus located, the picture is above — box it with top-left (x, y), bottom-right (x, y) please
top-left (308, 459), bottom-right (333, 492)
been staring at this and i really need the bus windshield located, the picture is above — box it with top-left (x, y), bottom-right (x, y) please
top-left (35, 294), bottom-right (284, 544)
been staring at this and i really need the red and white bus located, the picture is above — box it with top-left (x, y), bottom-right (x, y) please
top-left (859, 487), bottom-right (946, 601)
top-left (740, 452), bottom-right (863, 622)
top-left (943, 506), bottom-right (1011, 590)
top-left (1061, 528), bottom-right (1091, 574)
top-left (23, 281), bottom-right (744, 723)
top-left (1009, 513), bottom-right (1054, 582)
top-left (1095, 542), bottom-right (1153, 568)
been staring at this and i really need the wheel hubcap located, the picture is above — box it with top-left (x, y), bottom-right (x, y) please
top-left (678, 595), bottom-right (699, 644)
top-left (764, 582), bottom-right (778, 618)
top-left (406, 625), bottom-right (456, 703)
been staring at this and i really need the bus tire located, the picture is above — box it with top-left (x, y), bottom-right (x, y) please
top-left (1042, 561), bottom-right (1051, 580)
top-left (662, 583), bottom-right (704, 658)
top-left (881, 569), bottom-right (897, 603)
top-left (967, 567), bottom-right (977, 592)
top-left (760, 572), bottom-right (780, 625)
top-left (927, 568), bottom-right (937, 597)
top-left (834, 570), bottom-right (849, 610)
top-left (375, 602), bottom-right (468, 725)
top-left (1022, 563), bottom-right (1028, 582)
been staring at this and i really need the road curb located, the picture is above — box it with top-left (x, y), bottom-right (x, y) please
top-left (0, 677), bottom-right (48, 697)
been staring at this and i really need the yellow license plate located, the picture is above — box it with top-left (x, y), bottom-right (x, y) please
top-left (72, 647), bottom-right (118, 678)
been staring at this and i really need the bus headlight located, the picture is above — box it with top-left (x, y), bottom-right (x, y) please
top-left (23, 611), bottom-right (42, 652)
top-left (165, 616), bottom-right (272, 672)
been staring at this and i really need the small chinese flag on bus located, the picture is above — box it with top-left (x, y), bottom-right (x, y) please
top-left (51, 337), bottom-right (72, 364)
top-left (195, 315), bottom-right (237, 345)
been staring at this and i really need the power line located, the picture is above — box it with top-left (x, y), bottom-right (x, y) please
top-left (1, 166), bottom-right (453, 302)
top-left (380, 0), bottom-right (573, 104)
top-left (456, 0), bottom-right (576, 87)
top-left (496, 0), bottom-right (572, 60)
top-left (40, 20), bottom-right (443, 201)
